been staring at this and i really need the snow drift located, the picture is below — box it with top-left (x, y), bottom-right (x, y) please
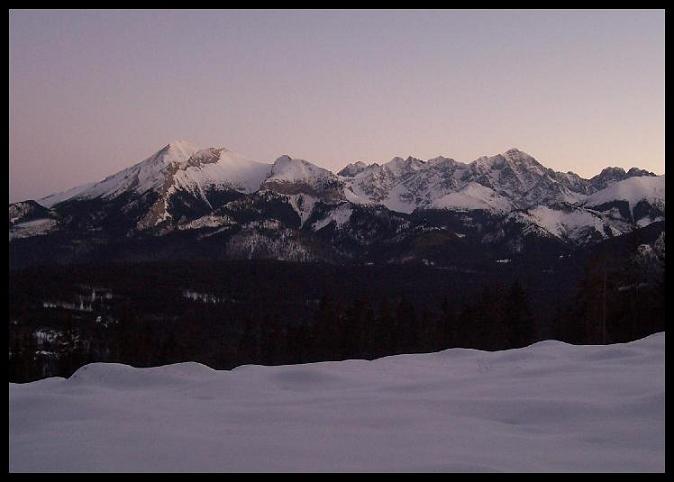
top-left (9, 333), bottom-right (664, 472)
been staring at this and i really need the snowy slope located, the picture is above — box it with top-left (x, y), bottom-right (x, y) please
top-left (585, 175), bottom-right (665, 211)
top-left (431, 182), bottom-right (513, 213)
top-left (262, 156), bottom-right (344, 198)
top-left (9, 333), bottom-right (664, 472)
top-left (522, 206), bottom-right (610, 241)
top-left (260, 156), bottom-right (346, 222)
top-left (31, 142), bottom-right (274, 231)
top-left (339, 149), bottom-right (589, 214)
top-left (31, 144), bottom-right (659, 219)
top-left (38, 141), bottom-right (200, 207)
top-left (8, 218), bottom-right (59, 240)
top-left (37, 142), bottom-right (271, 208)
top-left (311, 203), bottom-right (354, 231)
top-left (266, 155), bottom-right (335, 184)
top-left (177, 147), bottom-right (271, 194)
top-left (12, 144), bottom-right (662, 254)
top-left (37, 182), bottom-right (97, 209)
top-left (587, 167), bottom-right (657, 193)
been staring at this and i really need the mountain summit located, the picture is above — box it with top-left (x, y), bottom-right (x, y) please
top-left (9, 143), bottom-right (664, 268)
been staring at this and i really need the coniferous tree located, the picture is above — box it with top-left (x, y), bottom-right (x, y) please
top-left (343, 298), bottom-right (365, 358)
top-left (440, 296), bottom-right (458, 349)
top-left (471, 286), bottom-right (505, 350)
top-left (418, 307), bottom-right (438, 352)
top-left (374, 298), bottom-right (394, 357)
top-left (395, 296), bottom-right (416, 354)
top-left (239, 315), bottom-right (262, 364)
top-left (360, 298), bottom-right (377, 358)
top-left (504, 281), bottom-right (534, 348)
top-left (455, 301), bottom-right (474, 348)
top-left (286, 322), bottom-right (310, 364)
top-left (574, 253), bottom-right (613, 344)
top-left (313, 295), bottom-right (339, 360)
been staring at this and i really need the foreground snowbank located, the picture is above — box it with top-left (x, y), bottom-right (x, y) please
top-left (10, 333), bottom-right (665, 472)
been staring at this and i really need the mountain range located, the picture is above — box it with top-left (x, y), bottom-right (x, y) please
top-left (9, 141), bottom-right (665, 268)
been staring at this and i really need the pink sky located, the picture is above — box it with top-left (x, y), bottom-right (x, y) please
top-left (9, 10), bottom-right (664, 202)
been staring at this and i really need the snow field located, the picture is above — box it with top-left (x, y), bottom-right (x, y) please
top-left (9, 333), bottom-right (664, 472)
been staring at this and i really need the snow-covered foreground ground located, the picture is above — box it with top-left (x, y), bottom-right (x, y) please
top-left (10, 333), bottom-right (665, 472)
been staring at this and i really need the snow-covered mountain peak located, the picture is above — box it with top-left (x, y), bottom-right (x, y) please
top-left (588, 165), bottom-right (657, 193)
top-left (383, 156), bottom-right (426, 177)
top-left (262, 156), bottom-right (344, 207)
top-left (176, 148), bottom-right (272, 194)
top-left (268, 155), bottom-right (335, 183)
top-left (158, 141), bottom-right (200, 164)
top-left (36, 142), bottom-right (264, 210)
top-left (20, 141), bottom-right (664, 246)
top-left (430, 182), bottom-right (513, 213)
top-left (11, 141), bottom-right (666, 266)
top-left (337, 161), bottom-right (369, 177)
top-left (473, 148), bottom-right (541, 170)
top-left (503, 147), bottom-right (530, 159)
top-left (37, 142), bottom-right (198, 206)
top-left (578, 175), bottom-right (665, 228)
top-left (339, 148), bottom-right (582, 213)
top-left (427, 156), bottom-right (457, 166)
top-left (167, 139), bottom-right (198, 149)
top-left (472, 153), bottom-right (509, 172)
top-left (598, 166), bottom-right (627, 177)
top-left (186, 147), bottom-right (226, 166)
top-left (585, 175), bottom-right (665, 209)
top-left (627, 167), bottom-right (657, 177)
top-left (186, 147), bottom-right (256, 168)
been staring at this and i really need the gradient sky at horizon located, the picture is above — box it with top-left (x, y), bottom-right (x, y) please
top-left (10, 9), bottom-right (664, 202)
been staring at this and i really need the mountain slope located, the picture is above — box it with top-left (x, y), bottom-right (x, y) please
top-left (34, 142), bottom-right (272, 233)
top-left (9, 143), bottom-right (664, 267)
top-left (339, 148), bottom-right (657, 214)
top-left (39, 141), bottom-right (200, 207)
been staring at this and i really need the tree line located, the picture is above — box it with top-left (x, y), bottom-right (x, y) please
top-left (8, 247), bottom-right (665, 382)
